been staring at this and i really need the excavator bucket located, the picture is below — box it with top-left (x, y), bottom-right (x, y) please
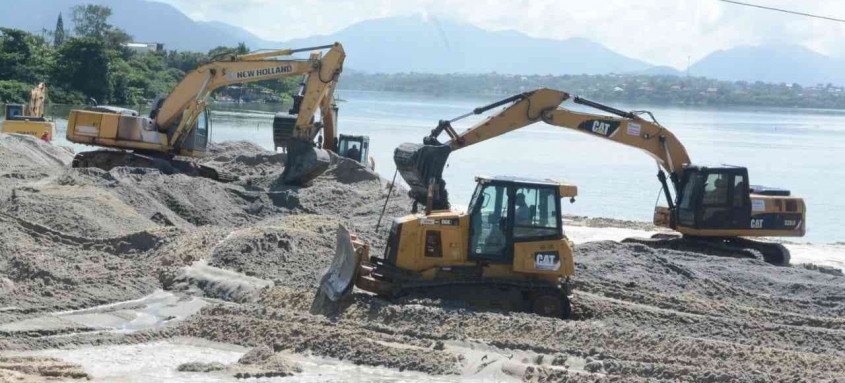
top-left (393, 142), bottom-right (452, 209)
top-left (281, 138), bottom-right (331, 185)
top-left (311, 225), bottom-right (361, 315)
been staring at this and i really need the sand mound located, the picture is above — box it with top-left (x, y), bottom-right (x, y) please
top-left (1, 138), bottom-right (844, 381)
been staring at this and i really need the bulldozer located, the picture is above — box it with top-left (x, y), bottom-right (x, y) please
top-left (392, 88), bottom-right (804, 265)
top-left (65, 43), bottom-right (356, 184)
top-left (318, 174), bottom-right (579, 318)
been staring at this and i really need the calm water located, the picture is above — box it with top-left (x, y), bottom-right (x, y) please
top-left (32, 91), bottom-right (845, 243)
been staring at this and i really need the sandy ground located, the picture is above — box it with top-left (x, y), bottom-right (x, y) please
top-left (0, 133), bottom-right (844, 382)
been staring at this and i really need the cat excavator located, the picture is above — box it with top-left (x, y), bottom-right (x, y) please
top-left (66, 43), bottom-right (347, 184)
top-left (391, 88), bottom-right (804, 265)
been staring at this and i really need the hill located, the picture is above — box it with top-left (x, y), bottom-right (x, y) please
top-left (689, 44), bottom-right (845, 85)
top-left (0, 0), bottom-right (273, 51)
top-left (279, 15), bottom-right (653, 75)
top-left (0, 1), bottom-right (652, 75)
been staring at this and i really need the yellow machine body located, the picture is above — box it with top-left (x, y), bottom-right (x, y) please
top-left (388, 209), bottom-right (575, 285)
top-left (2, 84), bottom-right (54, 141)
top-left (1, 119), bottom-right (54, 141)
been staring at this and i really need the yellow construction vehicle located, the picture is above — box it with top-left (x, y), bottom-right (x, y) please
top-left (319, 174), bottom-right (579, 318)
top-left (392, 88), bottom-right (804, 265)
top-left (2, 83), bottom-right (54, 141)
top-left (66, 43), bottom-right (356, 183)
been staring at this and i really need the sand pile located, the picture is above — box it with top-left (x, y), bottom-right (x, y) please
top-left (1, 133), bottom-right (844, 382)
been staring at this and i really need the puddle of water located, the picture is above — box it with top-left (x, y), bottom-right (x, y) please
top-left (17, 338), bottom-right (468, 383)
top-left (0, 290), bottom-right (207, 335)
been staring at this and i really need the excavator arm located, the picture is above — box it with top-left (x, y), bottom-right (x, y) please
top-left (154, 43), bottom-right (345, 156)
top-left (395, 88), bottom-right (691, 209)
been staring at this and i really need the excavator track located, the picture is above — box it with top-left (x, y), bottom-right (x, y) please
top-left (71, 150), bottom-right (238, 183)
top-left (622, 234), bottom-right (790, 266)
top-left (358, 256), bottom-right (572, 319)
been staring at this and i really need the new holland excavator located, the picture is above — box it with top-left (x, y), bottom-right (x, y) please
top-left (2, 83), bottom-right (54, 141)
top-left (317, 174), bottom-right (579, 318)
top-left (66, 43), bottom-right (350, 184)
top-left (388, 88), bottom-right (805, 265)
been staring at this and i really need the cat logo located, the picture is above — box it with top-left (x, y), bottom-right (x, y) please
top-left (534, 251), bottom-right (560, 271)
top-left (592, 121), bottom-right (611, 135)
top-left (750, 219), bottom-right (764, 229)
top-left (578, 120), bottom-right (619, 137)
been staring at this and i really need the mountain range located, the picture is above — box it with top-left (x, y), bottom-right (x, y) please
top-left (2, 0), bottom-right (843, 85)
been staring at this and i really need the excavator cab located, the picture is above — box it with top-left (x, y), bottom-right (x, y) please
top-left (181, 107), bottom-right (211, 153)
top-left (5, 104), bottom-right (25, 120)
top-left (670, 165), bottom-right (804, 236)
top-left (337, 134), bottom-right (369, 164)
top-left (674, 166), bottom-right (751, 230)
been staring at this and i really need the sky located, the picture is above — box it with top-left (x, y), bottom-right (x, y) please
top-left (156, 0), bottom-right (845, 69)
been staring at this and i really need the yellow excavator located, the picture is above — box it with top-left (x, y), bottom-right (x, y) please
top-left (391, 88), bottom-right (804, 265)
top-left (66, 43), bottom-right (355, 184)
top-left (318, 174), bottom-right (579, 318)
top-left (2, 83), bottom-right (54, 141)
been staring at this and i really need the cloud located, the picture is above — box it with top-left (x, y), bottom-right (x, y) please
top-left (156, 0), bottom-right (845, 69)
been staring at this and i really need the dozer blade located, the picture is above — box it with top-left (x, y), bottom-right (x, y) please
top-left (311, 225), bottom-right (361, 316)
top-left (281, 138), bottom-right (331, 185)
top-left (393, 142), bottom-right (452, 209)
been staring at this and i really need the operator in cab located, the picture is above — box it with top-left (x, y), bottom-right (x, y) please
top-left (346, 144), bottom-right (361, 162)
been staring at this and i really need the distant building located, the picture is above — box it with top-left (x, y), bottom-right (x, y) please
top-left (123, 42), bottom-right (164, 53)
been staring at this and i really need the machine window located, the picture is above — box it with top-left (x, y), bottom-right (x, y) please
top-left (196, 109), bottom-right (209, 136)
top-left (469, 184), bottom-right (509, 256)
top-left (702, 173), bottom-right (728, 206)
top-left (732, 175), bottom-right (747, 208)
top-left (339, 137), bottom-right (363, 161)
top-left (514, 187), bottom-right (559, 240)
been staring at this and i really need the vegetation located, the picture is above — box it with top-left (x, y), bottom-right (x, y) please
top-left (341, 72), bottom-right (845, 109)
top-left (4, 4), bottom-right (843, 110)
top-left (0, 5), bottom-right (298, 106)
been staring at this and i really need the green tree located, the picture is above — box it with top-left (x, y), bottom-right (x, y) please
top-left (71, 5), bottom-right (112, 39)
top-left (0, 28), bottom-right (53, 85)
top-left (54, 13), bottom-right (65, 46)
top-left (0, 28), bottom-right (31, 81)
top-left (0, 80), bottom-right (33, 103)
top-left (53, 37), bottom-right (110, 103)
